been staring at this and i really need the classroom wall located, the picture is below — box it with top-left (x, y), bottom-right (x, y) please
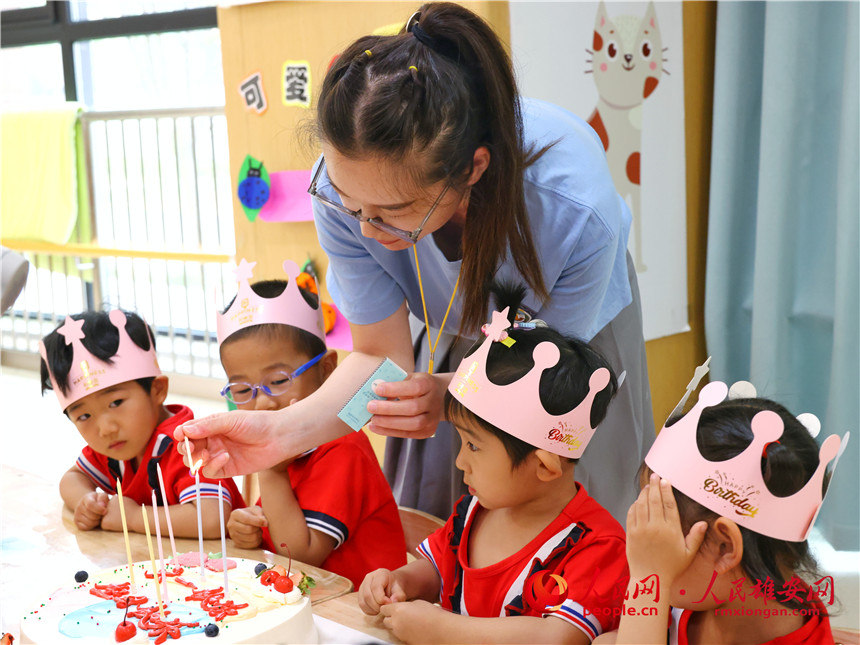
top-left (217, 1), bottom-right (717, 453)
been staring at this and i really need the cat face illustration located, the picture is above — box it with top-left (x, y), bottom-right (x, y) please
top-left (590, 1), bottom-right (663, 109)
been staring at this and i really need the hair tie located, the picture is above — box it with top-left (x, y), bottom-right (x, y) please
top-left (409, 65), bottom-right (418, 72)
top-left (409, 22), bottom-right (459, 60)
top-left (762, 439), bottom-right (780, 458)
top-left (364, 49), bottom-right (373, 58)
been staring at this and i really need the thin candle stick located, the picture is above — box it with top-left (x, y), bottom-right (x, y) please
top-left (218, 482), bottom-right (229, 600)
top-left (195, 471), bottom-right (206, 584)
top-left (115, 479), bottom-right (135, 586)
top-left (156, 463), bottom-right (178, 563)
top-left (141, 505), bottom-right (166, 619)
top-left (151, 491), bottom-right (170, 604)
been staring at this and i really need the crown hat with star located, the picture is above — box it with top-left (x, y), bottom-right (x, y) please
top-left (39, 310), bottom-right (162, 410)
top-left (448, 308), bottom-right (618, 459)
top-left (645, 363), bottom-right (850, 542)
top-left (216, 258), bottom-right (325, 346)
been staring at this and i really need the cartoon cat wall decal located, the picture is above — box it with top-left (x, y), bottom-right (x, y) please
top-left (586, 1), bottom-right (668, 272)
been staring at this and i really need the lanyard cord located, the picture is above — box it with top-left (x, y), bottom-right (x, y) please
top-left (413, 244), bottom-right (460, 375)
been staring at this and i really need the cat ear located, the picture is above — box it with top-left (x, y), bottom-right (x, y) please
top-left (595, 1), bottom-right (610, 29)
top-left (644, 2), bottom-right (659, 30)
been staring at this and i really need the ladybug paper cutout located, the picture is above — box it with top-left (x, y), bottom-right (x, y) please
top-left (237, 155), bottom-right (271, 222)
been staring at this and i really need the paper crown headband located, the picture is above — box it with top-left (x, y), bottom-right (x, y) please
top-left (645, 362), bottom-right (850, 542)
top-left (448, 308), bottom-right (616, 458)
top-left (39, 310), bottom-right (162, 411)
top-left (216, 258), bottom-right (325, 345)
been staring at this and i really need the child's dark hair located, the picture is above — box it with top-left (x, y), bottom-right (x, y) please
top-left (40, 310), bottom-right (157, 400)
top-left (444, 282), bottom-right (618, 468)
top-left (648, 398), bottom-right (832, 612)
top-left (316, 2), bottom-right (554, 336)
top-left (219, 280), bottom-right (326, 360)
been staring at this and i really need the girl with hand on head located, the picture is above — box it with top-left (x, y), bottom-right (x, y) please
top-left (595, 391), bottom-right (845, 645)
top-left (176, 1), bottom-right (653, 523)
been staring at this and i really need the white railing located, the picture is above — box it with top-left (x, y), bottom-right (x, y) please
top-left (1, 107), bottom-right (236, 380)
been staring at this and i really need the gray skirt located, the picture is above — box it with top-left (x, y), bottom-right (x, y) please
top-left (383, 252), bottom-right (654, 525)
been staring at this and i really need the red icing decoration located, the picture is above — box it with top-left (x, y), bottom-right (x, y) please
top-left (184, 587), bottom-right (249, 620)
top-left (144, 567), bottom-right (185, 581)
top-left (593, 30), bottom-right (603, 52)
top-left (89, 583), bottom-right (147, 608)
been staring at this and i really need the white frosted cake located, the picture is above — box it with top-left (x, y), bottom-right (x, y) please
top-left (20, 555), bottom-right (317, 644)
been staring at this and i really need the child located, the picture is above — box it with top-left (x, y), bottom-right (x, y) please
top-left (603, 378), bottom-right (846, 644)
top-left (358, 285), bottom-right (630, 644)
top-left (221, 258), bottom-right (406, 588)
top-left (40, 309), bottom-right (244, 537)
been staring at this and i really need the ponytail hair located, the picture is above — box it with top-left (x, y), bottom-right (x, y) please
top-left (316, 2), bottom-right (550, 335)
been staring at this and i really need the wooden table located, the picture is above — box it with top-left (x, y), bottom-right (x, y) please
top-left (0, 464), bottom-right (353, 641)
top-left (314, 592), bottom-right (401, 644)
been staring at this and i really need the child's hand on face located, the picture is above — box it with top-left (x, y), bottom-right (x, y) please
top-left (358, 568), bottom-right (407, 615)
top-left (626, 474), bottom-right (708, 583)
top-left (378, 599), bottom-right (443, 643)
top-left (227, 506), bottom-right (268, 549)
top-left (100, 493), bottom-right (138, 532)
top-left (74, 491), bottom-right (109, 530)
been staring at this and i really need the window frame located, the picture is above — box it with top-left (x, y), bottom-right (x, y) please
top-left (1, 1), bottom-right (217, 102)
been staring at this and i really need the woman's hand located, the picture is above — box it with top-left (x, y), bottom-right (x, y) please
top-left (174, 409), bottom-right (286, 478)
top-left (626, 474), bottom-right (708, 583)
top-left (366, 371), bottom-right (452, 439)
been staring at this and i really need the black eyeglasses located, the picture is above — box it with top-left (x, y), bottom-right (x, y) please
top-left (307, 157), bottom-right (450, 244)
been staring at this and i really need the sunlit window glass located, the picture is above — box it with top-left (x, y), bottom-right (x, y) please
top-left (70, 1), bottom-right (214, 22)
top-left (74, 29), bottom-right (224, 110)
top-left (0, 43), bottom-right (66, 108)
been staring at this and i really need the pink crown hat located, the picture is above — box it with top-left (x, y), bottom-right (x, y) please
top-left (448, 308), bottom-right (614, 459)
top-left (645, 376), bottom-right (850, 542)
top-left (39, 310), bottom-right (162, 411)
top-left (216, 258), bottom-right (325, 345)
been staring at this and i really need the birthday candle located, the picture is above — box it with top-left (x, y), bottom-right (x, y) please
top-left (115, 479), bottom-right (135, 586)
top-left (195, 471), bottom-right (206, 583)
top-left (156, 463), bottom-right (178, 564)
top-left (151, 491), bottom-right (170, 603)
top-left (218, 482), bottom-right (229, 600)
top-left (141, 505), bottom-right (166, 619)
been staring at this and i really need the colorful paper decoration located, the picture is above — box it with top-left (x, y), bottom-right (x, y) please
top-left (237, 155), bottom-right (271, 222)
top-left (238, 71), bottom-right (267, 114)
top-left (258, 169), bottom-right (313, 223)
top-left (282, 60), bottom-right (311, 108)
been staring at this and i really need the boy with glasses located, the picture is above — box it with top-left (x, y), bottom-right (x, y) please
top-left (220, 258), bottom-right (406, 587)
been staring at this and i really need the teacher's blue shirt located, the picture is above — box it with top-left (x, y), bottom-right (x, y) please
top-left (313, 97), bottom-right (632, 342)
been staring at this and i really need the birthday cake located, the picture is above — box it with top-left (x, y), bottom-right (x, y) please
top-left (20, 555), bottom-right (318, 644)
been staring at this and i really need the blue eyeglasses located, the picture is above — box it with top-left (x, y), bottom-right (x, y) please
top-left (220, 351), bottom-right (326, 404)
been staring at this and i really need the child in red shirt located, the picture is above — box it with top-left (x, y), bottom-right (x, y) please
top-left (358, 284), bottom-right (629, 644)
top-left (221, 265), bottom-right (406, 587)
top-left (40, 310), bottom-right (244, 538)
top-left (601, 395), bottom-right (841, 645)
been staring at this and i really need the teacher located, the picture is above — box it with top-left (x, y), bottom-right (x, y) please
top-left (179, 2), bottom-right (654, 524)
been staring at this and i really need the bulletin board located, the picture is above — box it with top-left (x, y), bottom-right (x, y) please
top-left (217, 0), bottom-right (510, 295)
